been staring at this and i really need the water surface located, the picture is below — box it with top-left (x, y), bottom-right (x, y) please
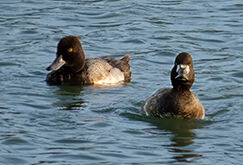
top-left (0, 0), bottom-right (243, 164)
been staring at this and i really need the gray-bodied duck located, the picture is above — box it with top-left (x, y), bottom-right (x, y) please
top-left (46, 36), bottom-right (131, 85)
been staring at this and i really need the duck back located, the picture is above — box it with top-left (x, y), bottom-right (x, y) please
top-left (101, 56), bottom-right (131, 82)
top-left (85, 58), bottom-right (124, 84)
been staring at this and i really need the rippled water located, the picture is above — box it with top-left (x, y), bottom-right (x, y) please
top-left (0, 0), bottom-right (243, 164)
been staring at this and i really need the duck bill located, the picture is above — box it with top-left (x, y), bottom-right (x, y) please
top-left (175, 74), bottom-right (189, 81)
top-left (46, 55), bottom-right (66, 71)
top-left (175, 64), bottom-right (189, 81)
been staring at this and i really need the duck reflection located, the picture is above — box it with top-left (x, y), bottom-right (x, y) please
top-left (150, 118), bottom-right (203, 163)
top-left (52, 85), bottom-right (88, 111)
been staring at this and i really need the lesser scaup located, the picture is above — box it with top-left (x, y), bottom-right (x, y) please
top-left (46, 36), bottom-right (131, 85)
top-left (143, 52), bottom-right (205, 119)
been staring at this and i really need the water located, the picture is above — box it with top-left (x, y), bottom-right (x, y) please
top-left (0, 0), bottom-right (243, 164)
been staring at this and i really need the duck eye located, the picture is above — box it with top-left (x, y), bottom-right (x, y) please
top-left (67, 48), bottom-right (73, 53)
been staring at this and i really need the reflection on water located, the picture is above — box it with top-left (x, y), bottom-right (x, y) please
top-left (124, 112), bottom-right (211, 163)
top-left (52, 86), bottom-right (88, 111)
top-left (151, 118), bottom-right (214, 163)
top-left (149, 118), bottom-right (203, 163)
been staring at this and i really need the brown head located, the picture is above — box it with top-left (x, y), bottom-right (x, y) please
top-left (170, 52), bottom-right (195, 90)
top-left (46, 36), bottom-right (86, 72)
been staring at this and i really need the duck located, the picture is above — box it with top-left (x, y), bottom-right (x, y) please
top-left (143, 52), bottom-right (205, 119)
top-left (46, 36), bottom-right (131, 85)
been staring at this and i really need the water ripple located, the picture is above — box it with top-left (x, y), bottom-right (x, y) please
top-left (0, 0), bottom-right (243, 164)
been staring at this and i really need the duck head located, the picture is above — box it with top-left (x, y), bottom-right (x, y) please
top-left (46, 36), bottom-right (86, 72)
top-left (171, 52), bottom-right (195, 90)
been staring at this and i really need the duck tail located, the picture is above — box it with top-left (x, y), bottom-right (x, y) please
top-left (120, 55), bottom-right (131, 82)
top-left (121, 55), bottom-right (130, 63)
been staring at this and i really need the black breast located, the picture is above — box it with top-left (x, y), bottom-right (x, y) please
top-left (46, 66), bottom-right (89, 85)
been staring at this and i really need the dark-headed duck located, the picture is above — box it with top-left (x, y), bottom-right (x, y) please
top-left (46, 36), bottom-right (131, 85)
top-left (143, 52), bottom-right (205, 119)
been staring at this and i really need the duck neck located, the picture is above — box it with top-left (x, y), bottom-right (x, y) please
top-left (72, 60), bottom-right (85, 72)
top-left (172, 85), bottom-right (191, 93)
top-left (71, 50), bottom-right (86, 73)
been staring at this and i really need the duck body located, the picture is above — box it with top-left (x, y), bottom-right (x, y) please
top-left (142, 52), bottom-right (205, 119)
top-left (46, 56), bottom-right (131, 85)
top-left (46, 36), bottom-right (131, 85)
top-left (143, 88), bottom-right (205, 119)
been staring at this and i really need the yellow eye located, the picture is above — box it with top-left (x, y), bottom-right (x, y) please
top-left (68, 48), bottom-right (73, 53)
